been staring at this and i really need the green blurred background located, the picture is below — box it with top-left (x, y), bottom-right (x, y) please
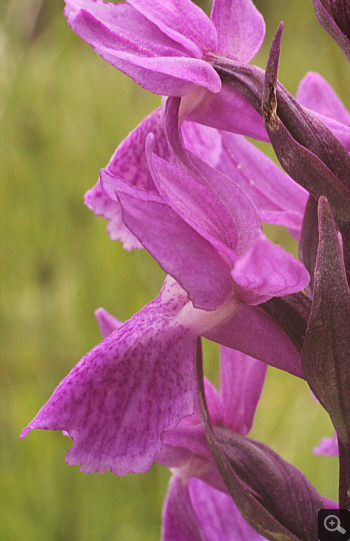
top-left (1, 0), bottom-right (348, 539)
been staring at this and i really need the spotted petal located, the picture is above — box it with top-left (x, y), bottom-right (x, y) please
top-left (85, 107), bottom-right (169, 250)
top-left (21, 278), bottom-right (198, 475)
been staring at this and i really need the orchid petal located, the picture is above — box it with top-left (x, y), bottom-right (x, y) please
top-left (205, 303), bottom-right (304, 378)
top-left (162, 474), bottom-right (267, 541)
top-left (219, 347), bottom-right (267, 435)
top-left (182, 122), bottom-right (308, 234)
top-left (160, 425), bottom-right (212, 464)
top-left (155, 377), bottom-right (224, 465)
top-left (218, 132), bottom-right (308, 233)
top-left (312, 111), bottom-right (350, 153)
top-left (104, 108), bottom-right (167, 189)
top-left (65, 0), bottom-right (191, 56)
top-left (65, 1), bottom-right (221, 95)
top-left (210, 0), bottom-right (265, 62)
top-left (162, 474), bottom-right (269, 541)
top-left (161, 475), bottom-right (207, 541)
top-left (296, 72), bottom-right (350, 126)
top-left (148, 148), bottom-right (239, 259)
top-left (102, 176), bottom-right (233, 311)
top-left (95, 307), bottom-right (122, 339)
top-left (296, 72), bottom-right (350, 151)
top-left (181, 121), bottom-right (223, 168)
top-left (85, 107), bottom-right (168, 249)
top-left (188, 156), bottom-right (261, 256)
top-left (230, 231), bottom-right (310, 304)
top-left (158, 378), bottom-right (224, 463)
top-left (164, 97), bottom-right (261, 256)
top-left (185, 83), bottom-right (268, 140)
top-left (154, 444), bottom-right (195, 469)
top-left (188, 477), bottom-right (267, 540)
top-left (85, 180), bottom-right (142, 250)
top-left (21, 278), bottom-right (198, 475)
top-left (128, 0), bottom-right (218, 57)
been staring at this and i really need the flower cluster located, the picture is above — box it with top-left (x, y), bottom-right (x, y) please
top-left (22, 0), bottom-right (350, 539)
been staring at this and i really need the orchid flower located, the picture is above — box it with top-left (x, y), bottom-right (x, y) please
top-left (93, 315), bottom-right (329, 540)
top-left (95, 312), bottom-right (269, 539)
top-left (64, 0), bottom-right (267, 138)
top-left (21, 96), bottom-right (309, 476)
top-left (155, 346), bottom-right (267, 541)
top-left (85, 67), bottom-right (350, 254)
top-left (156, 338), bottom-right (331, 540)
top-left (157, 345), bottom-right (269, 541)
top-left (86, 96), bottom-right (309, 258)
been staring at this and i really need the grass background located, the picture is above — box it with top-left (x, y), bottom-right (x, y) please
top-left (1, 0), bottom-right (348, 539)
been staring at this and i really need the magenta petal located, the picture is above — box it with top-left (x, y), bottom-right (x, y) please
top-left (296, 72), bottom-right (350, 126)
top-left (188, 477), bottom-right (267, 540)
top-left (205, 303), bottom-right (304, 378)
top-left (163, 98), bottom-right (261, 257)
top-left (85, 180), bottom-right (142, 250)
top-left (231, 231), bottom-right (310, 304)
top-left (157, 380), bottom-right (222, 463)
top-left (219, 347), bottom-right (267, 435)
top-left (128, 0), bottom-right (218, 57)
top-left (101, 54), bottom-right (221, 96)
top-left (162, 475), bottom-right (267, 541)
top-left (218, 132), bottom-right (308, 234)
top-left (186, 83), bottom-right (268, 140)
top-left (106, 180), bottom-right (233, 311)
top-left (85, 107), bottom-right (168, 249)
top-left (210, 0), bottom-right (265, 62)
top-left (160, 424), bottom-right (212, 463)
top-left (95, 308), bottom-right (122, 339)
top-left (21, 279), bottom-right (198, 475)
top-left (104, 108), bottom-right (168, 189)
top-left (148, 150), bottom-right (240, 259)
top-left (181, 120), bottom-right (223, 168)
top-left (161, 476), bottom-right (206, 541)
top-left (182, 122), bottom-right (308, 235)
top-left (296, 71), bottom-right (350, 151)
top-left (65, 1), bottom-right (221, 95)
top-left (154, 444), bottom-right (195, 469)
top-left (65, 0), bottom-right (190, 57)
top-left (313, 432), bottom-right (339, 457)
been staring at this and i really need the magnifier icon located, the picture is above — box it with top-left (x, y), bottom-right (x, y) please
top-left (324, 515), bottom-right (347, 534)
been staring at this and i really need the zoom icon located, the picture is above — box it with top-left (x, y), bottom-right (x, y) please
top-left (319, 510), bottom-right (350, 540)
